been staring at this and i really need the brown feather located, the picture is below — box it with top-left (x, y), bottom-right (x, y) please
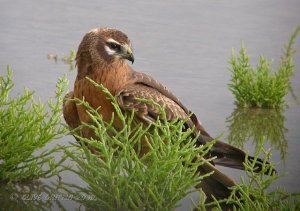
top-left (63, 91), bottom-right (80, 129)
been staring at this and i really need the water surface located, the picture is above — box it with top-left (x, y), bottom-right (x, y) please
top-left (1, 0), bottom-right (300, 210)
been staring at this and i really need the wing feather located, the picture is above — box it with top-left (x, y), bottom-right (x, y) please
top-left (117, 84), bottom-right (187, 123)
top-left (128, 70), bottom-right (211, 136)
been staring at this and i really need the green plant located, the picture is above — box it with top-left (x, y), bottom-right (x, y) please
top-left (62, 49), bottom-right (76, 71)
top-left (196, 147), bottom-right (300, 211)
top-left (228, 26), bottom-right (300, 108)
top-left (62, 78), bottom-right (215, 211)
top-left (62, 49), bottom-right (76, 63)
top-left (0, 65), bottom-right (69, 182)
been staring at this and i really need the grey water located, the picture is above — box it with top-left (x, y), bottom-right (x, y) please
top-left (0, 0), bottom-right (300, 210)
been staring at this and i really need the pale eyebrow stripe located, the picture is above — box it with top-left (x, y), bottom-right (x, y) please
top-left (106, 38), bottom-right (121, 45)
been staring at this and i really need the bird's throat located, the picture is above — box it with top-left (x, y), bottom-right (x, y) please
top-left (90, 61), bottom-right (131, 94)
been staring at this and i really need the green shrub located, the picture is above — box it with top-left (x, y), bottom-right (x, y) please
top-left (197, 147), bottom-right (300, 211)
top-left (62, 78), bottom-right (215, 211)
top-left (0, 66), bottom-right (68, 182)
top-left (228, 26), bottom-right (300, 108)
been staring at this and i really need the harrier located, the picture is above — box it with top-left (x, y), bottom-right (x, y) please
top-left (63, 28), bottom-right (272, 200)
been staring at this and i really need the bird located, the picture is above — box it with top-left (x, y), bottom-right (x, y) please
top-left (63, 27), bottom-right (273, 201)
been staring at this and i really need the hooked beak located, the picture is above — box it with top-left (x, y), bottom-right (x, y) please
top-left (124, 47), bottom-right (134, 64)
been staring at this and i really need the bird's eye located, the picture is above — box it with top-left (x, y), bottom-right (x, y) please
top-left (107, 42), bottom-right (121, 51)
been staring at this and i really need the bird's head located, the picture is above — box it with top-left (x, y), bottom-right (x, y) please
top-left (76, 28), bottom-right (134, 69)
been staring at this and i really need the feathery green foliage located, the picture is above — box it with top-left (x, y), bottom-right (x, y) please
top-left (62, 49), bottom-right (76, 63)
top-left (228, 26), bottom-right (300, 108)
top-left (62, 49), bottom-right (76, 71)
top-left (197, 147), bottom-right (300, 211)
top-left (0, 65), bottom-right (69, 182)
top-left (62, 78), bottom-right (215, 211)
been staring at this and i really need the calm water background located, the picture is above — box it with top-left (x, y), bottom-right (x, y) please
top-left (0, 0), bottom-right (300, 210)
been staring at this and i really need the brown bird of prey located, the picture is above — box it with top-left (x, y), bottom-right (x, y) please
top-left (63, 27), bottom-right (270, 200)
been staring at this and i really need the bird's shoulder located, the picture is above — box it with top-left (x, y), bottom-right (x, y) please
top-left (118, 69), bottom-right (210, 137)
top-left (127, 70), bottom-right (189, 113)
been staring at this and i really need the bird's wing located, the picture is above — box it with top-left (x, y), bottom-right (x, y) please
top-left (116, 83), bottom-right (189, 124)
top-left (124, 71), bottom-right (211, 137)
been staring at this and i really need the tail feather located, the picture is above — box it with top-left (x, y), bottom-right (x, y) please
top-left (196, 160), bottom-right (235, 205)
top-left (199, 134), bottom-right (276, 174)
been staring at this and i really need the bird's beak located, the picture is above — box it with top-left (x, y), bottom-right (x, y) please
top-left (125, 47), bottom-right (134, 64)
